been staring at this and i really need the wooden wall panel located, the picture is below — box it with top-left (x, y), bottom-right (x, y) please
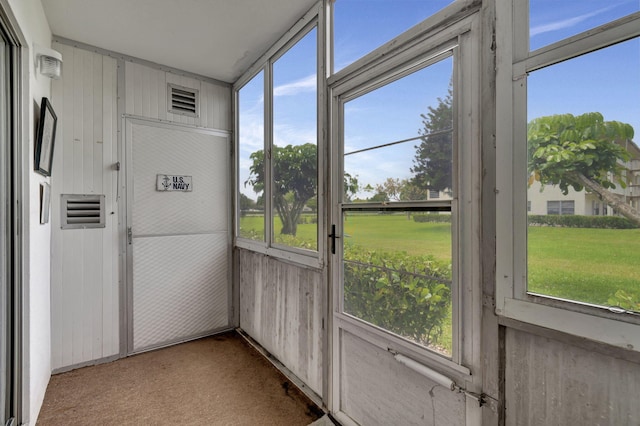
top-left (124, 62), bottom-right (230, 130)
top-left (339, 330), bottom-right (466, 426)
top-left (505, 328), bottom-right (640, 425)
top-left (50, 43), bottom-right (120, 370)
top-left (238, 249), bottom-right (323, 395)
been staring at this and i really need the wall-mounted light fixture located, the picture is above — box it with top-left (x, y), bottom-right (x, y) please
top-left (35, 45), bottom-right (63, 79)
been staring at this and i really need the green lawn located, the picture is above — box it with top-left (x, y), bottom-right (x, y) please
top-left (528, 226), bottom-right (640, 306)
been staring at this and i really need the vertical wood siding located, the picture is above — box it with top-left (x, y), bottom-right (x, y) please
top-left (239, 249), bottom-right (323, 395)
top-left (339, 330), bottom-right (466, 426)
top-left (505, 328), bottom-right (640, 425)
top-left (50, 43), bottom-right (120, 370)
top-left (124, 61), bottom-right (230, 131)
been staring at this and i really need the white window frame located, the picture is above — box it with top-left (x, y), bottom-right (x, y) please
top-left (496, 0), bottom-right (640, 351)
top-left (233, 3), bottom-right (326, 269)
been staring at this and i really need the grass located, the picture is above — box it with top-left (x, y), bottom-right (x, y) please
top-left (528, 226), bottom-right (640, 306)
top-left (240, 213), bottom-right (640, 354)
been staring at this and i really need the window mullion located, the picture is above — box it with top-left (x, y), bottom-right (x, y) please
top-left (264, 62), bottom-right (273, 246)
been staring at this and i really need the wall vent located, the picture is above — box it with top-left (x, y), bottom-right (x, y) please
top-left (168, 84), bottom-right (199, 117)
top-left (61, 194), bottom-right (105, 229)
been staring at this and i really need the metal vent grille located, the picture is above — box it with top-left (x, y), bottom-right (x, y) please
top-left (61, 194), bottom-right (105, 229)
top-left (168, 84), bottom-right (199, 117)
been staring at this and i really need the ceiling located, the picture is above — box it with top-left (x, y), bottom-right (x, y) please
top-left (41, 0), bottom-right (318, 83)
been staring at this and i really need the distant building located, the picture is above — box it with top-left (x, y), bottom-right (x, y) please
top-left (528, 139), bottom-right (640, 216)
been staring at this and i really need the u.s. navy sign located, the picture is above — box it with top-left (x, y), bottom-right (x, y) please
top-left (157, 174), bottom-right (193, 192)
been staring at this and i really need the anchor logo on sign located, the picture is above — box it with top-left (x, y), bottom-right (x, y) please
top-left (161, 175), bottom-right (172, 191)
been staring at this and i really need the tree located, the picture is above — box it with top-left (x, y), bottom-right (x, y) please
top-left (375, 177), bottom-right (428, 202)
top-left (238, 193), bottom-right (256, 215)
top-left (411, 83), bottom-right (453, 192)
top-left (245, 143), bottom-right (317, 236)
top-left (343, 172), bottom-right (360, 202)
top-left (375, 178), bottom-right (403, 201)
top-left (528, 112), bottom-right (640, 225)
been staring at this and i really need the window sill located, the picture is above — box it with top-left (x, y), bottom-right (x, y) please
top-left (498, 297), bottom-right (640, 353)
top-left (235, 238), bottom-right (323, 270)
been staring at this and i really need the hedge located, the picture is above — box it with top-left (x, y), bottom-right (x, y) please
top-left (528, 215), bottom-right (638, 229)
top-left (343, 243), bottom-right (451, 348)
top-left (413, 214), bottom-right (452, 223)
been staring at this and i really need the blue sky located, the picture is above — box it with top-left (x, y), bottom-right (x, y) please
top-left (239, 1), bottom-right (640, 201)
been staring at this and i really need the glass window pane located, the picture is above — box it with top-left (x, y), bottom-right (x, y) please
top-left (272, 28), bottom-right (318, 251)
top-left (527, 38), bottom-right (640, 311)
top-left (343, 56), bottom-right (453, 203)
top-left (342, 211), bottom-right (453, 356)
top-left (238, 71), bottom-right (265, 241)
top-left (529, 1), bottom-right (639, 51)
top-left (333, 0), bottom-right (454, 72)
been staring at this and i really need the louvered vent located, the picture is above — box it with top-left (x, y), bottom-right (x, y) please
top-left (168, 84), bottom-right (199, 117)
top-left (61, 194), bottom-right (105, 229)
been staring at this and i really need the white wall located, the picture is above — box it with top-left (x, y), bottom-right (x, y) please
top-left (125, 61), bottom-right (231, 131)
top-left (48, 44), bottom-right (232, 373)
top-left (5, 0), bottom-right (52, 424)
top-left (49, 43), bottom-right (120, 371)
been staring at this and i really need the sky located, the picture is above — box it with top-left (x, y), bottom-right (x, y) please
top-left (238, 0), bottom-right (640, 201)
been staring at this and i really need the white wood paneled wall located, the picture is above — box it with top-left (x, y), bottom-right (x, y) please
top-left (239, 249), bottom-right (323, 396)
top-left (50, 42), bottom-right (120, 370)
top-left (49, 42), bottom-right (233, 371)
top-left (124, 61), bottom-right (231, 130)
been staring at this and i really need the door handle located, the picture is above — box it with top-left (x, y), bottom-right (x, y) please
top-left (328, 224), bottom-right (340, 254)
top-left (127, 227), bottom-right (132, 245)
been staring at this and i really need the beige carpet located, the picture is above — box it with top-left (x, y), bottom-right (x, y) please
top-left (37, 332), bottom-right (324, 425)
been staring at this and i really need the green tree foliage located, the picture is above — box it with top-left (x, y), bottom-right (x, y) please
top-left (238, 193), bottom-right (256, 214)
top-left (375, 177), bottom-right (428, 202)
top-left (411, 84), bottom-right (453, 192)
top-left (343, 172), bottom-right (360, 202)
top-left (528, 112), bottom-right (640, 225)
top-left (246, 143), bottom-right (317, 236)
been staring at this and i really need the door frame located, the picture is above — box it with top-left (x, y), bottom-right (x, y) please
top-left (0, 2), bottom-right (24, 423)
top-left (327, 11), bottom-right (484, 426)
top-left (122, 115), bottom-right (233, 355)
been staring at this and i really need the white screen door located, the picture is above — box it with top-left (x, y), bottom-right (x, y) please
top-left (125, 118), bottom-right (230, 353)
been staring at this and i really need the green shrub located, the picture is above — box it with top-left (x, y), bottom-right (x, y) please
top-left (413, 214), bottom-right (452, 223)
top-left (528, 215), bottom-right (637, 229)
top-left (343, 244), bottom-right (451, 348)
top-left (274, 234), bottom-right (316, 250)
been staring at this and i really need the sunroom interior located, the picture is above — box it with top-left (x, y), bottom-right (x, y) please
top-left (2, 0), bottom-right (640, 425)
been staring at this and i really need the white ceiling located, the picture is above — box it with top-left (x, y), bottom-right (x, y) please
top-left (41, 0), bottom-right (318, 83)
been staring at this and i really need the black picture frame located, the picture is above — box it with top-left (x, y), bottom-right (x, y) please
top-left (35, 97), bottom-right (57, 176)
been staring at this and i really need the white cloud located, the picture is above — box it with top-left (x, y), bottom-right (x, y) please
top-left (273, 123), bottom-right (316, 147)
top-left (238, 115), bottom-right (264, 151)
top-left (530, 6), bottom-right (616, 37)
top-left (273, 75), bottom-right (317, 97)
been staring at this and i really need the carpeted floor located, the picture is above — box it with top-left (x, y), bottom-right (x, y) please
top-left (37, 332), bottom-right (324, 425)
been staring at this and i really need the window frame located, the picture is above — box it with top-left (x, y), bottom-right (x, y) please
top-left (495, 0), bottom-right (640, 351)
top-left (233, 3), bottom-right (325, 269)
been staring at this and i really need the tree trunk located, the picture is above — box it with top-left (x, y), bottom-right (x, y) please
top-left (573, 173), bottom-right (640, 226)
top-left (281, 216), bottom-right (297, 236)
